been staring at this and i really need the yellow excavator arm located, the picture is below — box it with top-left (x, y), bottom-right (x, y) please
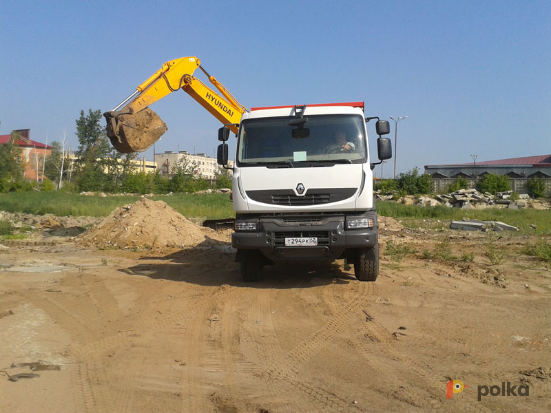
top-left (104, 56), bottom-right (246, 153)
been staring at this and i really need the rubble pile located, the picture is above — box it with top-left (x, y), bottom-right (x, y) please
top-left (377, 189), bottom-right (534, 209)
top-left (435, 189), bottom-right (530, 209)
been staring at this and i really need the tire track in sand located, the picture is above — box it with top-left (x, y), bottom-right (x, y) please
top-left (70, 284), bottom-right (244, 413)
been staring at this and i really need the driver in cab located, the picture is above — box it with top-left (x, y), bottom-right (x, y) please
top-left (330, 131), bottom-right (355, 153)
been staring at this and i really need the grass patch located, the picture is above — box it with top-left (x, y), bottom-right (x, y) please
top-left (0, 192), bottom-right (234, 220)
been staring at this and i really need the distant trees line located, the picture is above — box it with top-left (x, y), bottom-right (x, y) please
top-left (0, 109), bottom-right (231, 194)
top-left (374, 168), bottom-right (547, 198)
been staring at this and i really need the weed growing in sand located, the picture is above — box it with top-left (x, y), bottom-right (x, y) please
top-left (0, 220), bottom-right (15, 236)
top-left (421, 239), bottom-right (456, 261)
top-left (522, 239), bottom-right (551, 263)
top-left (460, 252), bottom-right (475, 262)
top-left (0, 220), bottom-right (32, 239)
top-left (484, 233), bottom-right (507, 265)
top-left (385, 240), bottom-right (416, 262)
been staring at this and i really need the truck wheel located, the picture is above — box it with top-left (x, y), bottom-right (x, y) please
top-left (240, 251), bottom-right (263, 282)
top-left (354, 245), bottom-right (379, 282)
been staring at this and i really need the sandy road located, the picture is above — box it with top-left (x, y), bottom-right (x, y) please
top-left (0, 230), bottom-right (550, 412)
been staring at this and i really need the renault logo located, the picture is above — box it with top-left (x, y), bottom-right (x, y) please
top-left (296, 183), bottom-right (305, 195)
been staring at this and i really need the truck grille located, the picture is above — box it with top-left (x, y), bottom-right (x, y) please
top-left (272, 193), bottom-right (330, 205)
top-left (246, 188), bottom-right (356, 206)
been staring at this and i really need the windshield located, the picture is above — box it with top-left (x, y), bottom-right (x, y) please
top-left (237, 114), bottom-right (367, 166)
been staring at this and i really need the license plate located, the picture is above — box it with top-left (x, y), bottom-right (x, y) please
top-left (285, 237), bottom-right (318, 247)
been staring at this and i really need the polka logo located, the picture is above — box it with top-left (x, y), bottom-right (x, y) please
top-left (446, 380), bottom-right (468, 399)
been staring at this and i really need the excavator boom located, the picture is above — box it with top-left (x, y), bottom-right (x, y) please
top-left (104, 57), bottom-right (246, 153)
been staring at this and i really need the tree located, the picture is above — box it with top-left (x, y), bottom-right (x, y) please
top-left (75, 109), bottom-right (110, 160)
top-left (446, 176), bottom-right (469, 193)
top-left (215, 168), bottom-right (232, 189)
top-left (43, 141), bottom-right (66, 182)
top-left (477, 173), bottom-right (511, 194)
top-left (527, 178), bottom-right (547, 198)
top-left (0, 132), bottom-right (24, 180)
top-left (396, 167), bottom-right (433, 195)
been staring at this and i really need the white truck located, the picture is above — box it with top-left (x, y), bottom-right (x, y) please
top-left (217, 102), bottom-right (392, 282)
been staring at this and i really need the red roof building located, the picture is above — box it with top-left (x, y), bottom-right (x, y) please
top-left (425, 154), bottom-right (551, 179)
top-left (0, 129), bottom-right (53, 180)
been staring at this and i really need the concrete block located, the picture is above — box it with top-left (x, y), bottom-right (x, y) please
top-left (493, 221), bottom-right (519, 231)
top-left (450, 221), bottom-right (485, 231)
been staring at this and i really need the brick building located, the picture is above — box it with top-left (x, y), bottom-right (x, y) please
top-left (0, 129), bottom-right (53, 180)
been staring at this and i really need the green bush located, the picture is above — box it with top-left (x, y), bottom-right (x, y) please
top-left (446, 176), bottom-right (469, 193)
top-left (527, 178), bottom-right (546, 198)
top-left (41, 179), bottom-right (56, 192)
top-left (215, 170), bottom-right (232, 189)
top-left (396, 168), bottom-right (432, 195)
top-left (477, 173), bottom-right (511, 195)
top-left (59, 181), bottom-right (79, 193)
top-left (374, 179), bottom-right (397, 193)
top-left (0, 220), bottom-right (15, 236)
top-left (9, 180), bottom-right (38, 192)
top-left (0, 178), bottom-right (10, 193)
top-left (123, 172), bottom-right (157, 194)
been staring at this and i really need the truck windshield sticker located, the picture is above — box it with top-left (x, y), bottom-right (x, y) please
top-left (293, 151), bottom-right (307, 162)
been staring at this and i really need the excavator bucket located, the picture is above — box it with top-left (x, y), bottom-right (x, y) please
top-left (104, 107), bottom-right (168, 153)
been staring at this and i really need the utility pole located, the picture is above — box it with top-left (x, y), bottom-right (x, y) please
top-left (471, 154), bottom-right (478, 165)
top-left (389, 116), bottom-right (408, 179)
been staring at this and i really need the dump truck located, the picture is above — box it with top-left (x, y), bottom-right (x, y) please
top-left (104, 57), bottom-right (392, 282)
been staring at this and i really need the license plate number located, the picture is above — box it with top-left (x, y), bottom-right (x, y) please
top-left (285, 237), bottom-right (318, 247)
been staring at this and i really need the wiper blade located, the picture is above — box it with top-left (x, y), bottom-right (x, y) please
top-left (307, 159), bottom-right (353, 165)
top-left (266, 161), bottom-right (295, 168)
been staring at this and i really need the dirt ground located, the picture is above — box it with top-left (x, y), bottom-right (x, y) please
top-left (0, 208), bottom-right (550, 412)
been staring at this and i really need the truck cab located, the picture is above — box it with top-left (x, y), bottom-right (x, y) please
top-left (218, 102), bottom-right (391, 282)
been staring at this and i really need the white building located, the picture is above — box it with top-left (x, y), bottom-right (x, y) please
top-left (155, 151), bottom-right (233, 180)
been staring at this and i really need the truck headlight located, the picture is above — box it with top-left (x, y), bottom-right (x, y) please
top-left (346, 218), bottom-right (374, 229)
top-left (235, 221), bottom-right (259, 231)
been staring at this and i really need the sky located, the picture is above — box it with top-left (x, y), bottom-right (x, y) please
top-left (1, 0), bottom-right (550, 177)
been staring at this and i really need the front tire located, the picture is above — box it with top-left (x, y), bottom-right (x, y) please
top-left (240, 251), bottom-right (263, 282)
top-left (354, 245), bottom-right (379, 282)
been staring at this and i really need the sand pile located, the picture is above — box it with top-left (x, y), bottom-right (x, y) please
top-left (80, 197), bottom-right (214, 251)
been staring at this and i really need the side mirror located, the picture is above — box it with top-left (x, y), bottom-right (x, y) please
top-left (218, 127), bottom-right (230, 142)
top-left (217, 143), bottom-right (228, 165)
top-left (377, 137), bottom-right (392, 161)
top-left (376, 120), bottom-right (390, 136)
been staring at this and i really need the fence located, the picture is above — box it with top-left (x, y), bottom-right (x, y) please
top-left (430, 177), bottom-right (551, 196)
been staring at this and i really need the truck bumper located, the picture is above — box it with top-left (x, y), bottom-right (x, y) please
top-left (232, 212), bottom-right (378, 261)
